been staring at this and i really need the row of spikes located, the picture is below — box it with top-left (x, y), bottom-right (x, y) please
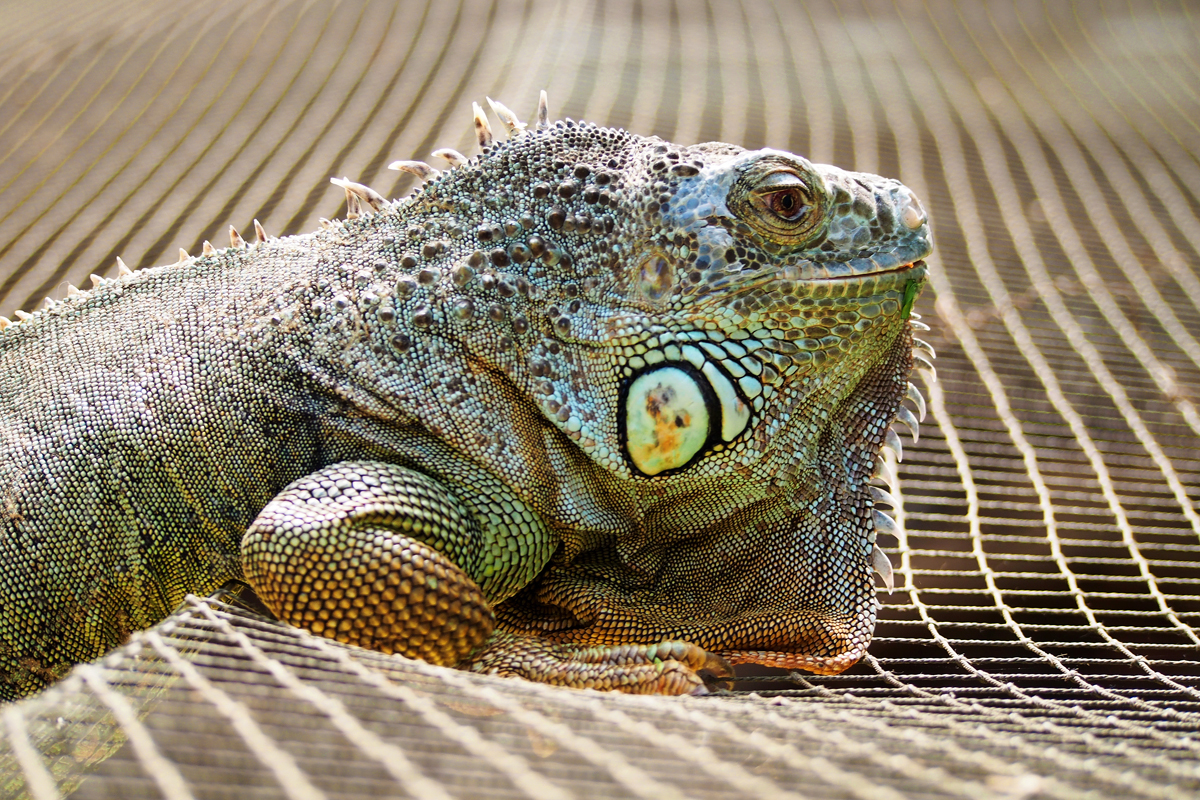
top-left (870, 312), bottom-right (936, 593)
top-left (0, 92), bottom-right (554, 330)
top-left (384, 93), bottom-right (548, 193)
top-left (0, 220), bottom-right (271, 331)
top-left (337, 95), bottom-right (545, 218)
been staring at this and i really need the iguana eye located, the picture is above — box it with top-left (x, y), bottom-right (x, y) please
top-left (757, 186), bottom-right (807, 221)
top-left (728, 157), bottom-right (828, 246)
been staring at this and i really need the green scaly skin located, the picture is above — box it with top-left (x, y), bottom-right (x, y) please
top-left (0, 97), bottom-right (931, 700)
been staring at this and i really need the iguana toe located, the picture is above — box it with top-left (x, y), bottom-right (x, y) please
top-left (467, 631), bottom-right (733, 696)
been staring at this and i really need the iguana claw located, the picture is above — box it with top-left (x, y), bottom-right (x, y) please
top-left (468, 632), bottom-right (733, 696)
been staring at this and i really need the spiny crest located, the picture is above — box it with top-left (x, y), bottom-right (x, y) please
top-left (383, 90), bottom-right (548, 194)
top-left (865, 311), bottom-right (935, 594)
top-left (431, 148), bottom-right (467, 168)
top-left (327, 93), bottom-right (550, 219)
top-left (0, 219), bottom-right (278, 331)
top-left (0, 92), bottom-right (550, 333)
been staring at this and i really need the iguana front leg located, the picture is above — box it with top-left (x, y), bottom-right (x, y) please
top-left (241, 461), bottom-right (495, 666)
top-left (241, 461), bottom-right (729, 694)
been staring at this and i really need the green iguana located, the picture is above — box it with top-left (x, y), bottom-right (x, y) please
top-left (0, 94), bottom-right (932, 700)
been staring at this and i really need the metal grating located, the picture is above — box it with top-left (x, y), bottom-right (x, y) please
top-left (1, 0), bottom-right (1199, 797)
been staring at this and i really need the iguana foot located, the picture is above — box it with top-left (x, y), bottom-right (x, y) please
top-left (242, 461), bottom-right (496, 667)
top-left (467, 631), bottom-right (734, 695)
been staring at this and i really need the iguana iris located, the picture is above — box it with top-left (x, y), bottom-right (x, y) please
top-left (0, 95), bottom-right (932, 699)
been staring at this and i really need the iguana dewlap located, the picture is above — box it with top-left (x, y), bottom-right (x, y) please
top-left (0, 95), bottom-right (932, 699)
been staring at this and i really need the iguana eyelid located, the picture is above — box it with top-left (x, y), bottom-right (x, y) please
top-left (752, 170), bottom-right (808, 190)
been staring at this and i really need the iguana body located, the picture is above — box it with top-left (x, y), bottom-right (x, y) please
top-left (0, 96), bottom-right (931, 700)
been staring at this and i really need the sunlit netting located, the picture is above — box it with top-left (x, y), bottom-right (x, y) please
top-left (1, 0), bottom-right (1198, 797)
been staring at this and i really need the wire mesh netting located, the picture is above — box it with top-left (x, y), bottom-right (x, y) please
top-left (0, 0), bottom-right (1198, 797)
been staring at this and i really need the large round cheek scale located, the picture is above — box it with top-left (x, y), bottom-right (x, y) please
top-left (624, 367), bottom-right (711, 476)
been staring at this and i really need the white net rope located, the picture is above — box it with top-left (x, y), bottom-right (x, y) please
top-left (0, 0), bottom-right (1198, 797)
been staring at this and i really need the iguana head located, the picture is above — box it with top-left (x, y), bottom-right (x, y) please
top-left (591, 144), bottom-right (930, 485)
top-left (404, 118), bottom-right (931, 488)
top-left (379, 100), bottom-right (932, 674)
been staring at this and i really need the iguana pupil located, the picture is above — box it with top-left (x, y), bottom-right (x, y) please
top-left (774, 191), bottom-right (797, 215)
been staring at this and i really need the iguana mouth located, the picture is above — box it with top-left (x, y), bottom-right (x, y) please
top-left (778, 253), bottom-right (929, 286)
top-left (870, 257), bottom-right (926, 275)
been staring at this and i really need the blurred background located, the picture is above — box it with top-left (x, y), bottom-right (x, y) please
top-left (1, 1), bottom-right (1198, 798)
